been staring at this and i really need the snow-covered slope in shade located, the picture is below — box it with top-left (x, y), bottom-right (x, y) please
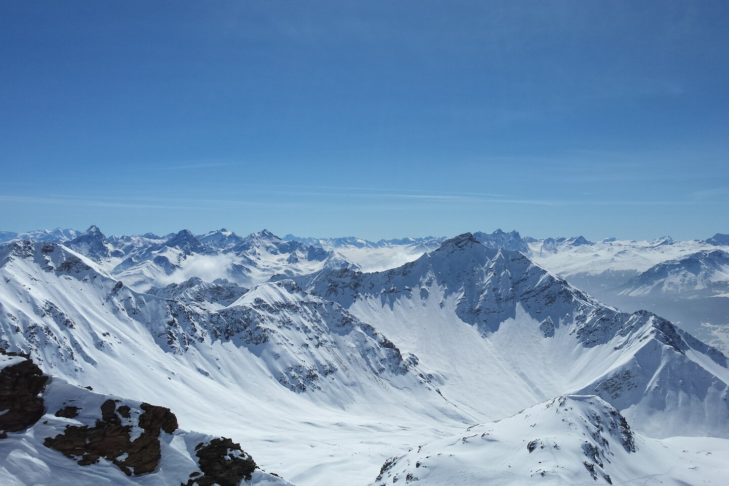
top-left (0, 350), bottom-right (290, 486)
top-left (373, 395), bottom-right (729, 485)
top-left (148, 276), bottom-right (248, 309)
top-left (306, 233), bottom-right (729, 438)
top-left (620, 249), bottom-right (729, 297)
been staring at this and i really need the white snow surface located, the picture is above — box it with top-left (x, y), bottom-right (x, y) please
top-left (0, 373), bottom-right (290, 486)
top-left (1, 229), bottom-right (728, 484)
top-left (373, 395), bottom-right (729, 485)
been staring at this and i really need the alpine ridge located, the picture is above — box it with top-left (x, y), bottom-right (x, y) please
top-left (0, 228), bottom-right (728, 484)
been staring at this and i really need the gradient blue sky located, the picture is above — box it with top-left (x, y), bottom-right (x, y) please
top-left (1, 1), bottom-right (728, 239)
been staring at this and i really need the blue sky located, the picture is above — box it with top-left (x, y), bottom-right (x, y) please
top-left (1, 1), bottom-right (728, 239)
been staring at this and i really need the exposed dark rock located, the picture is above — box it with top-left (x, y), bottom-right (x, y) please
top-left (55, 406), bottom-right (80, 418)
top-left (44, 399), bottom-right (178, 476)
top-left (185, 437), bottom-right (256, 486)
top-left (0, 351), bottom-right (49, 435)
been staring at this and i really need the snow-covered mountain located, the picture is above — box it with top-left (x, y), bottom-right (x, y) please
top-left (1, 227), bottom-right (729, 484)
top-left (373, 395), bottom-right (729, 485)
top-left (304, 233), bottom-right (729, 438)
top-left (103, 229), bottom-right (339, 292)
top-left (0, 228), bottom-right (81, 244)
top-left (620, 249), bottom-right (729, 297)
top-left (526, 235), bottom-right (729, 353)
top-left (706, 233), bottom-right (729, 246)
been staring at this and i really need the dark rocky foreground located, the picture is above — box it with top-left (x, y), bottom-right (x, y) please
top-left (0, 348), bottom-right (272, 485)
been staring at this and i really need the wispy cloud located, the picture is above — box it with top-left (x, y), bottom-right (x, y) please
top-left (0, 186), bottom-right (702, 213)
top-left (691, 186), bottom-right (729, 200)
top-left (151, 160), bottom-right (241, 171)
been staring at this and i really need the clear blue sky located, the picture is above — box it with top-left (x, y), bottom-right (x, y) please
top-left (1, 1), bottom-right (728, 240)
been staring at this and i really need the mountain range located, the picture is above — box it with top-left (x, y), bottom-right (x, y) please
top-left (1, 226), bottom-right (728, 484)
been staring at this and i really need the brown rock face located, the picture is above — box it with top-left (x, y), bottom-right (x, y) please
top-left (185, 437), bottom-right (257, 486)
top-left (54, 406), bottom-right (80, 418)
top-left (44, 399), bottom-right (178, 476)
top-left (0, 353), bottom-right (49, 435)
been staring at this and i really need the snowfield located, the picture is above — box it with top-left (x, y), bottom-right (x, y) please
top-left (0, 226), bottom-right (728, 485)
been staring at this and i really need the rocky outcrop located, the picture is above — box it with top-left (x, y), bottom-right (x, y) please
top-left (0, 350), bottom-right (48, 436)
top-left (44, 399), bottom-right (179, 475)
top-left (0, 351), bottom-right (283, 483)
top-left (185, 437), bottom-right (257, 486)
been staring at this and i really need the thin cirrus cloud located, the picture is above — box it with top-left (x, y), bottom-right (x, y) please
top-left (0, 188), bottom-right (697, 211)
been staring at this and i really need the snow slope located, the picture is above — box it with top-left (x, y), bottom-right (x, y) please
top-left (0, 351), bottom-right (290, 486)
top-left (373, 395), bottom-right (729, 485)
top-left (620, 249), bottom-right (729, 297)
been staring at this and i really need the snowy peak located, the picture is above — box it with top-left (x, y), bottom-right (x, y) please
top-left (66, 225), bottom-right (112, 260)
top-left (0, 240), bottom-right (103, 278)
top-left (198, 228), bottom-right (244, 251)
top-left (430, 233), bottom-right (486, 260)
top-left (234, 229), bottom-right (330, 263)
top-left (85, 224), bottom-right (103, 237)
top-left (164, 229), bottom-right (205, 254)
top-left (620, 249), bottom-right (729, 296)
top-left (473, 229), bottom-right (529, 253)
top-left (374, 395), bottom-right (645, 485)
top-left (706, 233), bottom-right (729, 246)
top-left (568, 235), bottom-right (592, 246)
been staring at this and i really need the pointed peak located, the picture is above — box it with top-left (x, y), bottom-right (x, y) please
top-left (568, 235), bottom-right (591, 246)
top-left (439, 233), bottom-right (480, 250)
top-left (85, 225), bottom-right (104, 237)
top-left (164, 229), bottom-right (203, 251)
top-left (249, 229), bottom-right (279, 240)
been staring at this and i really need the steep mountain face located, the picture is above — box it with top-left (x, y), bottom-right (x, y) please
top-left (373, 395), bottom-right (729, 486)
top-left (66, 225), bottom-right (116, 260)
top-left (0, 350), bottom-right (290, 486)
top-left (148, 277), bottom-right (248, 308)
top-left (620, 249), bottom-right (729, 297)
top-left (306, 234), bottom-right (729, 438)
top-left (164, 229), bottom-right (208, 255)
